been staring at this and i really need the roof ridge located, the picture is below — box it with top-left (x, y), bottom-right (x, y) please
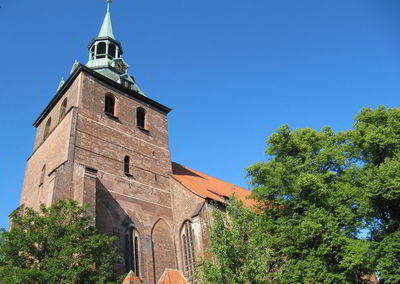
top-left (172, 161), bottom-right (250, 193)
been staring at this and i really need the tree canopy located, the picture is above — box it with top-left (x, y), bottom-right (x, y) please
top-left (0, 200), bottom-right (119, 284)
top-left (199, 106), bottom-right (400, 284)
top-left (0, 228), bottom-right (5, 262)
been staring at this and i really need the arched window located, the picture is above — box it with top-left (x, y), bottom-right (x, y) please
top-left (97, 42), bottom-right (106, 59)
top-left (124, 156), bottom-right (130, 175)
top-left (104, 95), bottom-right (115, 116)
top-left (40, 165), bottom-right (46, 186)
top-left (44, 118), bottom-right (51, 141)
top-left (125, 227), bottom-right (140, 277)
top-left (136, 107), bottom-right (145, 129)
top-left (181, 221), bottom-right (195, 281)
top-left (59, 98), bottom-right (67, 121)
top-left (108, 43), bottom-right (116, 59)
top-left (90, 45), bottom-right (95, 60)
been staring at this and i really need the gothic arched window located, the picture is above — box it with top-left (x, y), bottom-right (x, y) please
top-left (124, 156), bottom-right (130, 175)
top-left (97, 42), bottom-right (106, 59)
top-left (104, 95), bottom-right (115, 116)
top-left (181, 221), bottom-right (195, 281)
top-left (44, 118), bottom-right (51, 141)
top-left (40, 165), bottom-right (46, 186)
top-left (108, 43), bottom-right (116, 59)
top-left (60, 98), bottom-right (67, 121)
top-left (125, 227), bottom-right (140, 277)
top-left (136, 107), bottom-right (145, 129)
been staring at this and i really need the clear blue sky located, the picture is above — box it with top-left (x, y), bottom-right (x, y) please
top-left (1, 0), bottom-right (400, 229)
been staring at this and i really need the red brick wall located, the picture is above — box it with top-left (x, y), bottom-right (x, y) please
top-left (23, 109), bottom-right (75, 210)
top-left (72, 72), bottom-right (175, 284)
top-left (170, 179), bottom-right (210, 273)
top-left (152, 219), bottom-right (177, 283)
top-left (34, 74), bottom-right (82, 150)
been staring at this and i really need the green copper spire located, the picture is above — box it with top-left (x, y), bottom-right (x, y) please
top-left (84, 0), bottom-right (146, 96)
top-left (98, 0), bottom-right (115, 39)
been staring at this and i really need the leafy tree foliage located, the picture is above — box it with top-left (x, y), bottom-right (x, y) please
top-left (349, 107), bottom-right (400, 283)
top-left (197, 199), bottom-right (282, 284)
top-left (0, 200), bottom-right (119, 284)
top-left (200, 107), bottom-right (399, 283)
top-left (0, 228), bottom-right (5, 262)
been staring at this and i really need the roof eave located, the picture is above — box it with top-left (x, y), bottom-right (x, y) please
top-left (87, 37), bottom-right (124, 54)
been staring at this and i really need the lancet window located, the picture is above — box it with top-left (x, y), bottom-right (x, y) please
top-left (60, 98), bottom-right (67, 121)
top-left (43, 118), bottom-right (51, 141)
top-left (125, 226), bottom-right (140, 277)
top-left (181, 221), bottom-right (195, 281)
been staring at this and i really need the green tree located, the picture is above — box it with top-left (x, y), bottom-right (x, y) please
top-left (348, 106), bottom-right (400, 283)
top-left (198, 198), bottom-right (280, 284)
top-left (201, 107), bottom-right (400, 283)
top-left (0, 200), bottom-right (119, 284)
top-left (0, 228), bottom-right (6, 262)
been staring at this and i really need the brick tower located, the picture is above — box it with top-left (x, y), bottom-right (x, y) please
top-left (19, 1), bottom-right (256, 283)
top-left (21, 1), bottom-right (176, 283)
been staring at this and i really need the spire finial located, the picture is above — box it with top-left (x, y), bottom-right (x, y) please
top-left (106, 0), bottom-right (112, 12)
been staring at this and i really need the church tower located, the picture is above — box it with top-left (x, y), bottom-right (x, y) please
top-left (21, 1), bottom-right (176, 282)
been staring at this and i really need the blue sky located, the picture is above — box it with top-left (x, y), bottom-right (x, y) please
top-left (1, 0), bottom-right (400, 229)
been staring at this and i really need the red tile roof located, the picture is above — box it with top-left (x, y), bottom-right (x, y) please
top-left (122, 271), bottom-right (141, 284)
top-left (157, 269), bottom-right (188, 284)
top-left (171, 162), bottom-right (256, 208)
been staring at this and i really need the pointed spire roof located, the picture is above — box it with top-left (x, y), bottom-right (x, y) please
top-left (57, 77), bottom-right (65, 92)
top-left (98, 0), bottom-right (115, 39)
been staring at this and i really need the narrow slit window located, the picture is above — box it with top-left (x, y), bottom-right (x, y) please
top-left (124, 156), bottom-right (130, 174)
top-left (136, 107), bottom-right (145, 128)
top-left (40, 165), bottom-right (46, 186)
top-left (60, 98), bottom-right (67, 121)
top-left (44, 118), bottom-right (51, 141)
top-left (105, 95), bottom-right (115, 116)
top-left (125, 227), bottom-right (140, 276)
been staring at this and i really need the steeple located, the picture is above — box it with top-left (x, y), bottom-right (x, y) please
top-left (98, 0), bottom-right (115, 39)
top-left (84, 0), bottom-right (145, 96)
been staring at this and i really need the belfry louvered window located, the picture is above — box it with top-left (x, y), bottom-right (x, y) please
top-left (104, 95), bottom-right (115, 116)
top-left (125, 227), bottom-right (140, 277)
top-left (124, 156), bottom-right (130, 175)
top-left (90, 45), bottom-right (95, 60)
top-left (97, 42), bottom-right (106, 59)
top-left (181, 221), bottom-right (195, 282)
top-left (136, 107), bottom-right (145, 129)
top-left (108, 43), bottom-right (116, 59)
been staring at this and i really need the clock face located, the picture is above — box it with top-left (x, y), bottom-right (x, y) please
top-left (118, 62), bottom-right (124, 72)
top-left (114, 60), bottom-right (126, 73)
